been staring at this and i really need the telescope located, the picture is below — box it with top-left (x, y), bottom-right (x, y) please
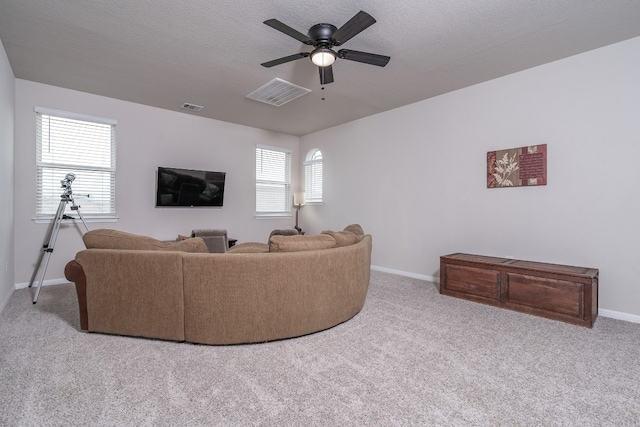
top-left (61, 173), bottom-right (75, 186)
top-left (60, 173), bottom-right (75, 196)
top-left (28, 172), bottom-right (89, 303)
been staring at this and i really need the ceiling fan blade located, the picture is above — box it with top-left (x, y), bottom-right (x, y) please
top-left (337, 49), bottom-right (390, 67)
top-left (319, 65), bottom-right (334, 85)
top-left (261, 52), bottom-right (310, 68)
top-left (264, 19), bottom-right (314, 45)
top-left (331, 11), bottom-right (376, 46)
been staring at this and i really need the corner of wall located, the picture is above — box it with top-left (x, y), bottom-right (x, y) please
top-left (0, 38), bottom-right (16, 314)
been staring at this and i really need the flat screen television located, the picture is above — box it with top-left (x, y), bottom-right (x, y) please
top-left (156, 167), bottom-right (226, 207)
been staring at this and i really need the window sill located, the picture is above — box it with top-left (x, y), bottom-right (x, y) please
top-left (255, 214), bottom-right (293, 219)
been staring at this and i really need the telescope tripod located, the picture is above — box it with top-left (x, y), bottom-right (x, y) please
top-left (29, 182), bottom-right (89, 304)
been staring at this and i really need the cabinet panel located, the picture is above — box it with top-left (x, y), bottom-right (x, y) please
top-left (444, 264), bottom-right (500, 301)
top-left (505, 273), bottom-right (583, 317)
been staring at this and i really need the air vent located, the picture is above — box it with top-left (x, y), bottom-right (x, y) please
top-left (181, 103), bottom-right (204, 112)
top-left (246, 78), bottom-right (311, 107)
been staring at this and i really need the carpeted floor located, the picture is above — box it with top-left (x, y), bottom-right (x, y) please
top-left (1, 271), bottom-right (639, 426)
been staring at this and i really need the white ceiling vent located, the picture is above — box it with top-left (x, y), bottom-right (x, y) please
top-left (246, 78), bottom-right (311, 107)
top-left (181, 102), bottom-right (204, 112)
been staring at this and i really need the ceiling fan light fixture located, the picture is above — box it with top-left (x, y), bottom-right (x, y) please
top-left (310, 48), bottom-right (336, 67)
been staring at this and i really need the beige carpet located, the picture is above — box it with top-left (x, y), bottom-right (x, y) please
top-left (1, 271), bottom-right (639, 426)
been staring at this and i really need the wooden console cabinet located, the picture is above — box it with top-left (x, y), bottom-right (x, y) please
top-left (439, 253), bottom-right (599, 327)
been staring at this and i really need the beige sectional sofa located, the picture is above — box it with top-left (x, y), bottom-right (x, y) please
top-left (64, 226), bottom-right (372, 345)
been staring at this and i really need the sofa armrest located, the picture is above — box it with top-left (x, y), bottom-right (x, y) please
top-left (65, 260), bottom-right (88, 331)
top-left (73, 249), bottom-right (186, 341)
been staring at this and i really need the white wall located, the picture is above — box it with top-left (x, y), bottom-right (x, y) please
top-left (0, 40), bottom-right (15, 312)
top-left (10, 37), bottom-right (640, 319)
top-left (14, 80), bottom-right (300, 285)
top-left (300, 37), bottom-right (640, 318)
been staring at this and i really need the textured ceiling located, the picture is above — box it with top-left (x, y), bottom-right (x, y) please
top-left (1, 0), bottom-right (640, 136)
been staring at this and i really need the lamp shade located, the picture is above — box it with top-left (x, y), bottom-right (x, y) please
top-left (310, 49), bottom-right (336, 67)
top-left (294, 192), bottom-right (306, 206)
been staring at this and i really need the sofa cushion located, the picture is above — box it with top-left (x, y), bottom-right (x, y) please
top-left (83, 229), bottom-right (208, 253)
top-left (268, 234), bottom-right (337, 252)
top-left (321, 230), bottom-right (361, 247)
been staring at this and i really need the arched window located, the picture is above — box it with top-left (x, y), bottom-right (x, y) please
top-left (304, 149), bottom-right (323, 203)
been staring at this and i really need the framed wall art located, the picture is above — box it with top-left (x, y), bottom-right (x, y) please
top-left (487, 144), bottom-right (547, 188)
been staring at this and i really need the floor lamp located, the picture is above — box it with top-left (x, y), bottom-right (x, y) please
top-left (294, 192), bottom-right (305, 234)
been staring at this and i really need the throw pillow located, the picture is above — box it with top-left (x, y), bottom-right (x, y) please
top-left (268, 229), bottom-right (299, 241)
top-left (343, 224), bottom-right (365, 236)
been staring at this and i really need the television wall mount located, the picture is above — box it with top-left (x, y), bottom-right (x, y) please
top-left (28, 173), bottom-right (89, 304)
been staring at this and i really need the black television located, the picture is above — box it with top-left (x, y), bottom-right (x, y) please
top-left (156, 167), bottom-right (226, 207)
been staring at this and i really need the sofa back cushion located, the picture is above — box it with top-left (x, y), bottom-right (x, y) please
top-left (83, 229), bottom-right (208, 253)
top-left (170, 238), bottom-right (209, 253)
top-left (321, 230), bottom-right (362, 247)
top-left (268, 234), bottom-right (336, 252)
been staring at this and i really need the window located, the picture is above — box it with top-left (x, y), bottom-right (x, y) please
top-left (304, 148), bottom-right (323, 203)
top-left (256, 145), bottom-right (291, 216)
top-left (35, 107), bottom-right (116, 218)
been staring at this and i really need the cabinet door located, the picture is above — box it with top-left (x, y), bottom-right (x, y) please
top-left (443, 264), bottom-right (500, 301)
top-left (505, 273), bottom-right (583, 318)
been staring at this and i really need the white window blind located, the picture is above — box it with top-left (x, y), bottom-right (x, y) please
top-left (256, 145), bottom-right (291, 216)
top-left (35, 107), bottom-right (116, 218)
top-left (304, 149), bottom-right (323, 203)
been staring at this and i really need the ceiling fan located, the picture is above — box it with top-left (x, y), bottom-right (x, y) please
top-left (260, 10), bottom-right (390, 85)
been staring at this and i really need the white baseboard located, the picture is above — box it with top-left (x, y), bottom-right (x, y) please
top-left (599, 309), bottom-right (640, 324)
top-left (15, 278), bottom-right (69, 290)
top-left (371, 265), bottom-right (439, 283)
top-left (370, 265), bottom-right (640, 325)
